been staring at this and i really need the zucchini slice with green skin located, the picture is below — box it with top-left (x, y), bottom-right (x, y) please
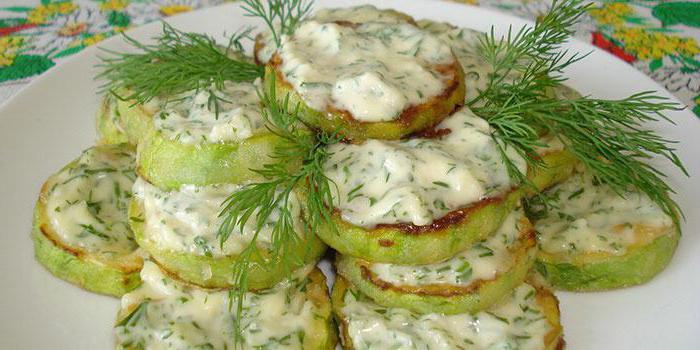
top-left (137, 128), bottom-right (289, 190)
top-left (266, 19), bottom-right (466, 141)
top-left (332, 277), bottom-right (564, 350)
top-left (336, 208), bottom-right (537, 314)
top-left (317, 150), bottom-right (577, 265)
top-left (116, 261), bottom-right (337, 350)
top-left (96, 95), bottom-right (129, 145)
top-left (33, 144), bottom-right (142, 297)
top-left (134, 79), bottom-right (302, 189)
top-left (129, 179), bottom-right (326, 289)
top-left (530, 171), bottom-right (680, 291)
top-left (113, 94), bottom-right (157, 145)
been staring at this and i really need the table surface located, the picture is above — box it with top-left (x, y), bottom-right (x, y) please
top-left (0, 0), bottom-right (699, 117)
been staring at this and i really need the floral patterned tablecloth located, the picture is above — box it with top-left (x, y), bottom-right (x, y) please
top-left (1, 0), bottom-right (698, 116)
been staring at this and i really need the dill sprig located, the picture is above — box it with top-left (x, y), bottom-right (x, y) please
top-left (97, 23), bottom-right (263, 106)
top-left (471, 0), bottom-right (687, 221)
top-left (216, 74), bottom-right (341, 342)
top-left (240, 0), bottom-right (314, 47)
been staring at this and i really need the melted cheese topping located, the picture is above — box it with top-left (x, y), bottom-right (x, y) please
top-left (256, 5), bottom-right (414, 64)
top-left (133, 179), bottom-right (302, 257)
top-left (370, 209), bottom-right (527, 286)
top-left (153, 80), bottom-right (265, 144)
top-left (534, 171), bottom-right (673, 255)
top-left (45, 146), bottom-right (137, 257)
top-left (115, 261), bottom-right (316, 350)
top-left (342, 283), bottom-right (551, 350)
top-left (324, 106), bottom-right (526, 228)
top-left (279, 20), bottom-right (455, 122)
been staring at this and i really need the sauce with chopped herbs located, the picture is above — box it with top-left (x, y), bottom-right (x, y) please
top-left (533, 171), bottom-right (673, 255)
top-left (115, 261), bottom-right (316, 350)
top-left (279, 20), bottom-right (455, 121)
top-left (370, 209), bottom-right (528, 286)
top-left (255, 5), bottom-right (414, 65)
top-left (153, 80), bottom-right (265, 144)
top-left (45, 145), bottom-right (137, 257)
top-left (342, 283), bottom-right (551, 350)
top-left (324, 106), bottom-right (525, 228)
top-left (133, 178), bottom-right (302, 257)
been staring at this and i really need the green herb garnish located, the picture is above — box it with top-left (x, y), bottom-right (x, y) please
top-left (241, 0), bottom-right (314, 47)
top-left (471, 0), bottom-right (686, 221)
top-left (97, 23), bottom-right (263, 106)
top-left (216, 74), bottom-right (341, 343)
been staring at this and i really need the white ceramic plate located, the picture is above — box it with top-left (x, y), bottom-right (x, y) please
top-left (1, 1), bottom-right (699, 349)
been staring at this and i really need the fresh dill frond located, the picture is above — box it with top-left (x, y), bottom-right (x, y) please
top-left (97, 22), bottom-right (263, 106)
top-left (240, 0), bottom-right (314, 47)
top-left (471, 0), bottom-right (687, 221)
top-left (216, 74), bottom-right (341, 343)
top-left (470, 0), bottom-right (589, 107)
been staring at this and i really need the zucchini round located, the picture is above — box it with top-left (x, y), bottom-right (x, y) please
top-left (316, 150), bottom-right (576, 265)
top-left (266, 19), bottom-right (466, 141)
top-left (33, 144), bottom-right (142, 296)
top-left (96, 95), bottom-right (128, 145)
top-left (137, 128), bottom-right (289, 190)
top-left (336, 208), bottom-right (537, 314)
top-left (531, 171), bottom-right (680, 291)
top-left (332, 277), bottom-right (564, 350)
top-left (113, 94), bottom-right (157, 145)
top-left (116, 261), bottom-right (336, 349)
top-left (134, 80), bottom-right (303, 189)
top-left (129, 182), bottom-right (326, 289)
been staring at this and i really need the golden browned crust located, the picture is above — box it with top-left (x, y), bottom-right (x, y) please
top-left (358, 217), bottom-right (536, 297)
top-left (373, 190), bottom-right (513, 236)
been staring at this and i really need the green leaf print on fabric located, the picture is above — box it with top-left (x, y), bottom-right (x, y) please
top-left (0, 55), bottom-right (55, 82)
top-left (653, 2), bottom-right (700, 28)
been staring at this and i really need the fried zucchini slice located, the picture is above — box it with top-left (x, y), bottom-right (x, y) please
top-left (33, 144), bottom-right (142, 296)
top-left (96, 95), bottom-right (129, 145)
top-left (115, 261), bottom-right (336, 350)
top-left (129, 178), bottom-right (326, 289)
top-left (337, 208), bottom-right (537, 314)
top-left (267, 19), bottom-right (465, 140)
top-left (530, 171), bottom-right (680, 291)
top-left (134, 79), bottom-right (300, 190)
top-left (254, 5), bottom-right (417, 64)
top-left (111, 92), bottom-right (158, 145)
top-left (316, 107), bottom-right (577, 265)
top-left (332, 277), bottom-right (564, 350)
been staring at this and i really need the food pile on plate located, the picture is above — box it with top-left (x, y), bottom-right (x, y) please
top-left (31, 2), bottom-right (682, 349)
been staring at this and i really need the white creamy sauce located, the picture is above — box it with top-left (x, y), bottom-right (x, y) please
top-left (153, 80), bottom-right (265, 144)
top-left (534, 171), bottom-right (673, 255)
top-left (115, 261), bottom-right (316, 350)
top-left (324, 106), bottom-right (525, 228)
top-left (279, 20), bottom-right (455, 121)
top-left (418, 20), bottom-right (493, 103)
top-left (255, 5), bottom-right (414, 64)
top-left (343, 283), bottom-right (551, 350)
top-left (370, 209), bottom-right (527, 286)
top-left (133, 178), bottom-right (302, 257)
top-left (313, 5), bottom-right (411, 24)
top-left (45, 146), bottom-right (137, 256)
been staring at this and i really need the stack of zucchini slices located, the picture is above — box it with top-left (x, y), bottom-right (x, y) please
top-left (113, 59), bottom-right (333, 348)
top-left (259, 7), bottom-right (575, 349)
top-left (32, 3), bottom-right (682, 349)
